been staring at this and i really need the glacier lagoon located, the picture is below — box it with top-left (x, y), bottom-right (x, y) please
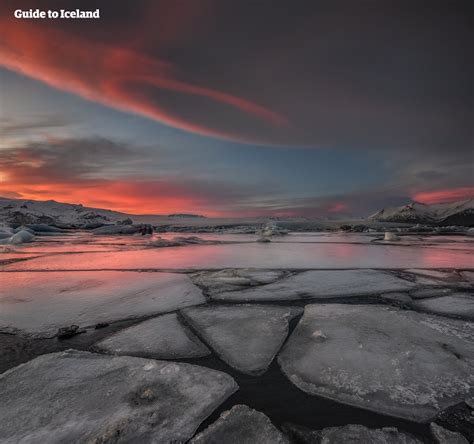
top-left (1, 230), bottom-right (473, 442)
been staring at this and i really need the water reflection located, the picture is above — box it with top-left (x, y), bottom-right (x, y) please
top-left (3, 233), bottom-right (473, 270)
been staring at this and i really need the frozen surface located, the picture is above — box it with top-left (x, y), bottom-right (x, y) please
top-left (0, 252), bottom-right (45, 261)
top-left (0, 350), bottom-right (237, 444)
top-left (212, 270), bottom-right (416, 302)
top-left (94, 313), bottom-right (210, 359)
top-left (278, 304), bottom-right (474, 422)
top-left (286, 424), bottom-right (422, 444)
top-left (190, 404), bottom-right (289, 444)
top-left (405, 269), bottom-right (462, 281)
top-left (9, 244), bottom-right (129, 253)
top-left (430, 423), bottom-right (468, 444)
top-left (0, 271), bottom-right (205, 337)
top-left (192, 269), bottom-right (287, 296)
top-left (181, 304), bottom-right (302, 375)
top-left (412, 294), bottom-right (474, 320)
top-left (4, 230), bottom-right (35, 245)
top-left (3, 237), bottom-right (474, 270)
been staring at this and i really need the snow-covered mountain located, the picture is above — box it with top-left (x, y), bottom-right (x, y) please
top-left (2, 197), bottom-right (473, 229)
top-left (0, 197), bottom-right (130, 228)
top-left (369, 199), bottom-right (474, 226)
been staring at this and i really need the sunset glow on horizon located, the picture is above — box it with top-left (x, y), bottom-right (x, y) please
top-left (1, 1), bottom-right (471, 217)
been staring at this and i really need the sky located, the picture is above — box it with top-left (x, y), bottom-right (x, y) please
top-left (0, 0), bottom-right (472, 217)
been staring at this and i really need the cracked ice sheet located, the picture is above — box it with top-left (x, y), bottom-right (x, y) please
top-left (181, 304), bottom-right (302, 375)
top-left (0, 350), bottom-right (237, 443)
top-left (0, 271), bottom-right (205, 338)
top-left (278, 304), bottom-right (474, 422)
top-left (94, 313), bottom-right (210, 359)
top-left (190, 405), bottom-right (289, 443)
top-left (211, 270), bottom-right (416, 302)
top-left (405, 269), bottom-right (462, 281)
top-left (412, 294), bottom-right (474, 321)
top-left (2, 241), bottom-right (474, 271)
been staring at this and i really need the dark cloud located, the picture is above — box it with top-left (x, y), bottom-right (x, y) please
top-left (0, 135), bottom-right (471, 215)
top-left (0, 1), bottom-right (472, 214)
top-left (0, 137), bottom-right (135, 183)
top-left (231, 189), bottom-right (411, 218)
top-left (0, 137), bottom-right (277, 214)
top-left (1, 0), bottom-right (471, 150)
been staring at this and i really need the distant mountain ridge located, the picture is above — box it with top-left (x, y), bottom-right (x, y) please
top-left (1, 197), bottom-right (473, 228)
top-left (0, 197), bottom-right (129, 228)
top-left (167, 213), bottom-right (206, 218)
top-left (369, 199), bottom-right (474, 226)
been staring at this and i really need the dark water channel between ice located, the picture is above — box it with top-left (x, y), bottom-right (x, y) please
top-left (2, 302), bottom-right (472, 443)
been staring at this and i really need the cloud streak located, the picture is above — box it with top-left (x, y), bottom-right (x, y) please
top-left (0, 17), bottom-right (287, 143)
top-left (1, 1), bottom-right (470, 149)
top-left (413, 188), bottom-right (474, 204)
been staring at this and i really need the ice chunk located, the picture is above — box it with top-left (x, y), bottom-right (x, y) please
top-left (285, 423), bottom-right (421, 443)
top-left (409, 274), bottom-right (470, 288)
top-left (0, 227), bottom-right (14, 240)
top-left (430, 423), bottom-right (468, 444)
top-left (384, 232), bottom-right (400, 241)
top-left (0, 350), bottom-right (237, 443)
top-left (190, 405), bottom-right (288, 444)
top-left (412, 294), bottom-right (474, 320)
top-left (92, 225), bottom-right (141, 235)
top-left (181, 304), bottom-right (302, 375)
top-left (192, 269), bottom-right (286, 296)
top-left (212, 270), bottom-right (416, 302)
top-left (94, 313), bottom-right (210, 359)
top-left (0, 271), bottom-right (205, 338)
top-left (321, 424), bottom-right (421, 443)
top-left (7, 230), bottom-right (35, 245)
top-left (406, 269), bottom-right (460, 281)
top-left (278, 304), bottom-right (474, 422)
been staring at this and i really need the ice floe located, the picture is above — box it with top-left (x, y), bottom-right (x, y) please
top-left (405, 269), bottom-right (461, 281)
top-left (412, 294), bottom-right (474, 320)
top-left (284, 423), bottom-right (422, 444)
top-left (93, 312), bottom-right (210, 359)
top-left (191, 269), bottom-right (287, 296)
top-left (0, 271), bottom-right (205, 338)
top-left (190, 405), bottom-right (288, 444)
top-left (278, 304), bottom-right (474, 422)
top-left (0, 350), bottom-right (237, 443)
top-left (181, 304), bottom-right (302, 375)
top-left (0, 229), bottom-right (35, 245)
top-left (430, 423), bottom-right (468, 444)
top-left (212, 270), bottom-right (416, 302)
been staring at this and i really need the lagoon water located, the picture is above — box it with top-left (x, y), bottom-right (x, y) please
top-left (2, 231), bottom-right (473, 271)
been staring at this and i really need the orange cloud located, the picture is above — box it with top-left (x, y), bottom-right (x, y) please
top-left (413, 187), bottom-right (474, 204)
top-left (0, 137), bottom-right (259, 216)
top-left (0, 178), bottom-right (218, 216)
top-left (0, 18), bottom-right (288, 142)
